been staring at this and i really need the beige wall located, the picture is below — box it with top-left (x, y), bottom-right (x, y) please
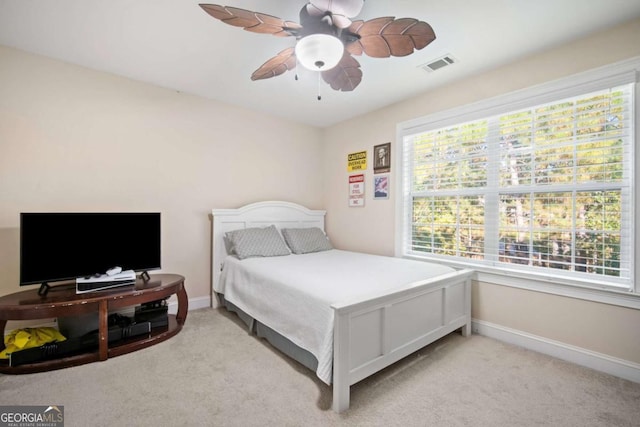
top-left (1, 18), bottom-right (640, 368)
top-left (0, 45), bottom-right (323, 302)
top-left (322, 18), bottom-right (640, 364)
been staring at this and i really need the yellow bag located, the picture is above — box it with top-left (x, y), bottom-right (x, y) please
top-left (0, 327), bottom-right (66, 359)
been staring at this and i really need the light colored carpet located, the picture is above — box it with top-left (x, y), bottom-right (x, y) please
top-left (1, 308), bottom-right (639, 427)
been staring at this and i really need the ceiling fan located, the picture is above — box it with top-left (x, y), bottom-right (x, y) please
top-left (199, 1), bottom-right (436, 98)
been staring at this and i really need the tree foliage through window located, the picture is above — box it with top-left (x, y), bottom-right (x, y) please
top-left (404, 84), bottom-right (632, 287)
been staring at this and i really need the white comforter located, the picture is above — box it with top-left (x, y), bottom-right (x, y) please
top-left (218, 249), bottom-right (455, 385)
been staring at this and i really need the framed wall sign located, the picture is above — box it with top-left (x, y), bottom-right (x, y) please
top-left (374, 175), bottom-right (389, 200)
top-left (348, 174), bottom-right (365, 207)
top-left (374, 142), bottom-right (391, 174)
top-left (347, 151), bottom-right (367, 172)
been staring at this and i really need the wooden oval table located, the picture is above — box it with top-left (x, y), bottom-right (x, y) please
top-left (0, 274), bottom-right (187, 374)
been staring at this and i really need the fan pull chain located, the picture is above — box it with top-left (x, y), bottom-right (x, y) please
top-left (317, 72), bottom-right (322, 101)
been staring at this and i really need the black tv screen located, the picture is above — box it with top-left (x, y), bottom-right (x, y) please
top-left (20, 212), bottom-right (161, 285)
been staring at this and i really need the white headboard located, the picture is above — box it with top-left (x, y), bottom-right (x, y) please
top-left (211, 201), bottom-right (326, 294)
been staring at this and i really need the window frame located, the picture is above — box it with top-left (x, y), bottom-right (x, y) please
top-left (395, 57), bottom-right (640, 309)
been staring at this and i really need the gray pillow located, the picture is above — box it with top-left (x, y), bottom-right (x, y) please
top-left (281, 227), bottom-right (333, 254)
top-left (225, 225), bottom-right (290, 260)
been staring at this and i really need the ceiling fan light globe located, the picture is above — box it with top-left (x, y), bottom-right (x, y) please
top-left (295, 34), bottom-right (344, 71)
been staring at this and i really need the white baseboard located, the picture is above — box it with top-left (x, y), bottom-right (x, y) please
top-left (472, 319), bottom-right (640, 384)
top-left (167, 295), bottom-right (211, 314)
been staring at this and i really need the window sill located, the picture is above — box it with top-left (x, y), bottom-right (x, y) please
top-left (402, 254), bottom-right (640, 310)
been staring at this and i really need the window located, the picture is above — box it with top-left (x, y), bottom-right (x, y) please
top-left (398, 61), bottom-right (637, 293)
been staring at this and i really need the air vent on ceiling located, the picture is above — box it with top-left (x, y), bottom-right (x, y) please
top-left (420, 54), bottom-right (458, 73)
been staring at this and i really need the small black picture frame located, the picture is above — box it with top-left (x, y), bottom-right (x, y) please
top-left (374, 142), bottom-right (391, 174)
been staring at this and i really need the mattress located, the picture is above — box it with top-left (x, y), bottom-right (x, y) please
top-left (218, 249), bottom-right (455, 384)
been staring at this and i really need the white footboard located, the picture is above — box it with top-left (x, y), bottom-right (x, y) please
top-left (331, 268), bottom-right (473, 412)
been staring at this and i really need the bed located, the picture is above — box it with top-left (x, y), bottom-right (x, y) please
top-left (211, 201), bottom-right (473, 412)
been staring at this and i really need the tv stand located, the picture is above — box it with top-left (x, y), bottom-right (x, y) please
top-left (0, 274), bottom-right (187, 374)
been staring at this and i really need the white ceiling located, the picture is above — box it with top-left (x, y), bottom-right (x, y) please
top-left (1, 0), bottom-right (640, 128)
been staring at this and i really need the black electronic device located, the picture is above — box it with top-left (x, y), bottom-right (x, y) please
top-left (135, 300), bottom-right (169, 328)
top-left (140, 299), bottom-right (168, 310)
top-left (9, 333), bottom-right (97, 367)
top-left (19, 212), bottom-right (161, 294)
top-left (8, 321), bottom-right (152, 367)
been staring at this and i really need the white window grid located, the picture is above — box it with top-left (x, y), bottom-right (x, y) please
top-left (397, 61), bottom-right (638, 294)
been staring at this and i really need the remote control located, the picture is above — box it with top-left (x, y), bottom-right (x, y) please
top-left (106, 266), bottom-right (123, 276)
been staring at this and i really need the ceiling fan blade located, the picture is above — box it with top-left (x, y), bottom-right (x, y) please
top-left (321, 53), bottom-right (362, 92)
top-left (251, 48), bottom-right (297, 81)
top-left (200, 4), bottom-right (301, 36)
top-left (347, 17), bottom-right (436, 58)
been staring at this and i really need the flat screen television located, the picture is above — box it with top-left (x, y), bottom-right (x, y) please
top-left (20, 212), bottom-right (161, 291)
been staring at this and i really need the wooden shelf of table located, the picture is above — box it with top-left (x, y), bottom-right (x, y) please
top-left (0, 274), bottom-right (187, 374)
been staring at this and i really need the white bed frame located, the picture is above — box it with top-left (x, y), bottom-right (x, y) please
top-left (211, 201), bottom-right (474, 412)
